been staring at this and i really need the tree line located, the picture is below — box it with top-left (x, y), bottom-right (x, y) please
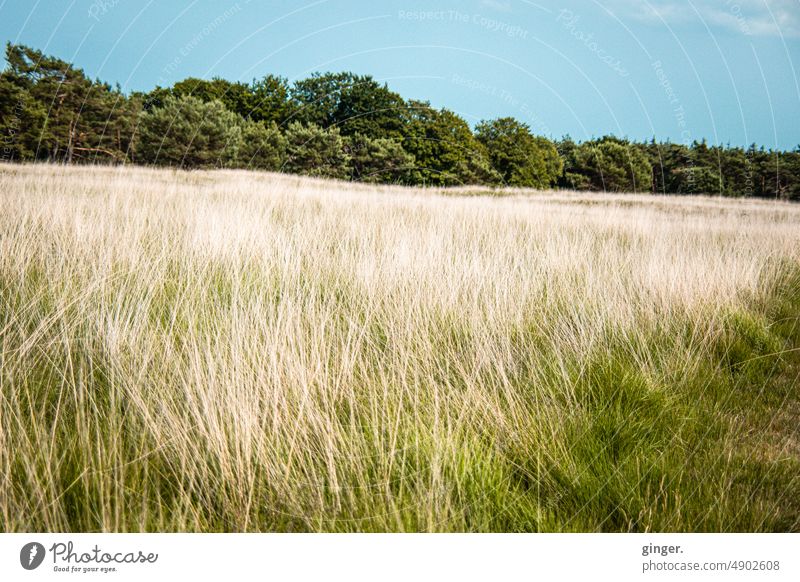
top-left (2, 43), bottom-right (799, 199)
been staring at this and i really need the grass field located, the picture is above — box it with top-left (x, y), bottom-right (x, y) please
top-left (1, 163), bottom-right (799, 532)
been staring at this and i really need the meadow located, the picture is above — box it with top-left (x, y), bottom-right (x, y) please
top-left (1, 163), bottom-right (798, 532)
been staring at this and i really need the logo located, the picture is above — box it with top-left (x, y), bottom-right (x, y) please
top-left (17, 540), bottom-right (159, 574)
top-left (20, 542), bottom-right (46, 570)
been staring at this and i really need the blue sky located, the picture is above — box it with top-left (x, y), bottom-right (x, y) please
top-left (1, 0), bottom-right (799, 148)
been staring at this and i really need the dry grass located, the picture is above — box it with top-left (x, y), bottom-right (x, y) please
top-left (1, 162), bottom-right (799, 532)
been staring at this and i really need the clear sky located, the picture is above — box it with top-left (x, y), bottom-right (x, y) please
top-left (1, 0), bottom-right (798, 149)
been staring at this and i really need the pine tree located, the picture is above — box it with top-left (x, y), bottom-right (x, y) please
top-left (136, 95), bottom-right (241, 168)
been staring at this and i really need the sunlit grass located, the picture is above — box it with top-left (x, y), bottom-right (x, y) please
top-left (1, 163), bottom-right (799, 532)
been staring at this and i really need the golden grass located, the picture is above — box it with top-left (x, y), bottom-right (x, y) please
top-left (1, 163), bottom-right (799, 532)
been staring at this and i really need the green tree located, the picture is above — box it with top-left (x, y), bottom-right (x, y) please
top-left (536, 136), bottom-right (564, 188)
top-left (5, 42), bottom-right (800, 198)
top-left (136, 95), bottom-right (241, 168)
top-left (715, 145), bottom-right (747, 196)
top-left (642, 140), bottom-right (692, 194)
top-left (249, 75), bottom-right (293, 125)
top-left (402, 101), bottom-right (499, 186)
top-left (284, 121), bottom-right (350, 179)
top-left (291, 72), bottom-right (406, 139)
top-left (476, 117), bottom-right (562, 188)
top-left (145, 75), bottom-right (293, 126)
top-left (782, 149), bottom-right (800, 201)
top-left (170, 78), bottom-right (252, 116)
top-left (767, 148), bottom-right (800, 201)
top-left (572, 138), bottom-right (653, 192)
top-left (0, 73), bottom-right (46, 161)
top-left (346, 134), bottom-right (416, 184)
top-left (556, 136), bottom-right (589, 190)
top-left (237, 120), bottom-right (287, 171)
top-left (670, 166), bottom-right (723, 195)
top-left (3, 43), bottom-right (139, 163)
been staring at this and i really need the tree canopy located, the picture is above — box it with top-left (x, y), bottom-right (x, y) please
top-left (137, 95), bottom-right (241, 168)
top-left (283, 122), bottom-right (350, 180)
top-left (476, 117), bottom-right (562, 188)
top-left (3, 42), bottom-right (799, 200)
top-left (290, 72), bottom-right (407, 139)
top-left (402, 101), bottom-right (500, 186)
top-left (569, 138), bottom-right (653, 193)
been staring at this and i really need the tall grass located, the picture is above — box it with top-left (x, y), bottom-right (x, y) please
top-left (1, 163), bottom-right (799, 532)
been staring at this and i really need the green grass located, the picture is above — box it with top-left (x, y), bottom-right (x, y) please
top-left (2, 266), bottom-right (797, 531)
top-left (1, 164), bottom-right (799, 532)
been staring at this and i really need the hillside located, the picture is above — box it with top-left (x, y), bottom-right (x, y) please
top-left (1, 163), bottom-right (799, 532)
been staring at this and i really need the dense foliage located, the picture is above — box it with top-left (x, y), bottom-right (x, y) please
top-left (2, 43), bottom-right (799, 198)
top-left (283, 121), bottom-right (350, 179)
top-left (137, 95), bottom-right (241, 168)
top-left (476, 117), bottom-right (562, 188)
